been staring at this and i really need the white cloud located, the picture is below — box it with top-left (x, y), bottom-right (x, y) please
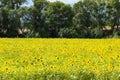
top-left (22, 0), bottom-right (34, 7)
top-left (23, 0), bottom-right (80, 7)
top-left (48, 0), bottom-right (80, 5)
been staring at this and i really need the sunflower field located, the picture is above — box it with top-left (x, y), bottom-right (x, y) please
top-left (0, 39), bottom-right (120, 80)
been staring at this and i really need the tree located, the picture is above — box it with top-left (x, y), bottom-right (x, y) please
top-left (17, 7), bottom-right (33, 37)
top-left (105, 0), bottom-right (120, 37)
top-left (45, 1), bottom-right (74, 37)
top-left (58, 27), bottom-right (78, 38)
top-left (0, 0), bottom-right (27, 37)
top-left (31, 0), bottom-right (49, 37)
top-left (73, 0), bottom-right (93, 38)
top-left (0, 0), bottom-right (119, 38)
top-left (73, 0), bottom-right (107, 38)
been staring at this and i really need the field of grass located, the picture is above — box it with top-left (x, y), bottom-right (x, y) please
top-left (0, 39), bottom-right (120, 80)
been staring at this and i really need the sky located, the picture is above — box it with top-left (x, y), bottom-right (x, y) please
top-left (23, 0), bottom-right (80, 7)
top-left (48, 0), bottom-right (80, 5)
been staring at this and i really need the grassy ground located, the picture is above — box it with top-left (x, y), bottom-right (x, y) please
top-left (0, 39), bottom-right (120, 80)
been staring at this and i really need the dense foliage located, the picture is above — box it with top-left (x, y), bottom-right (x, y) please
top-left (0, 0), bottom-right (120, 38)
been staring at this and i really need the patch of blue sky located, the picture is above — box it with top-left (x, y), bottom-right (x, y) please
top-left (22, 0), bottom-right (80, 7)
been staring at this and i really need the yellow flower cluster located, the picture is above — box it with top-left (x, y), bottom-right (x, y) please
top-left (0, 39), bottom-right (119, 76)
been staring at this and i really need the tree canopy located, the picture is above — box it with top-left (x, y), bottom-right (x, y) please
top-left (0, 0), bottom-right (120, 38)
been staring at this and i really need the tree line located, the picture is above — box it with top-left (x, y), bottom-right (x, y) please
top-left (0, 0), bottom-right (120, 38)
